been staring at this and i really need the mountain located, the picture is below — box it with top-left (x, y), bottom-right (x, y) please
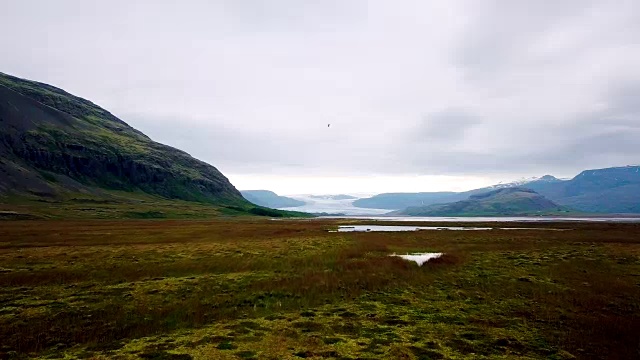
top-left (354, 175), bottom-right (564, 210)
top-left (395, 188), bottom-right (566, 216)
top-left (487, 175), bottom-right (564, 189)
top-left (528, 166), bottom-right (640, 213)
top-left (356, 168), bottom-right (640, 214)
top-left (241, 190), bottom-right (305, 208)
top-left (0, 72), bottom-right (305, 218)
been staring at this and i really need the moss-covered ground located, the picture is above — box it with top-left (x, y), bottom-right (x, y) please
top-left (0, 219), bottom-right (638, 359)
top-left (0, 193), bottom-right (310, 220)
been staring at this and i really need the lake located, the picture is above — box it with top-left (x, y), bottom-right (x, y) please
top-left (323, 215), bottom-right (640, 222)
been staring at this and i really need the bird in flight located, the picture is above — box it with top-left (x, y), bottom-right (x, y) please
top-left (328, 123), bottom-right (331, 128)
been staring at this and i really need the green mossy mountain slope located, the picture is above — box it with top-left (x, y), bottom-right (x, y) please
top-left (0, 72), bottom-right (307, 217)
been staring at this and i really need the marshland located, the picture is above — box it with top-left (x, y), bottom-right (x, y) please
top-left (1, 219), bottom-right (638, 359)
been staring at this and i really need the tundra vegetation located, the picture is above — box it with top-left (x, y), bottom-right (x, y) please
top-left (1, 219), bottom-right (638, 359)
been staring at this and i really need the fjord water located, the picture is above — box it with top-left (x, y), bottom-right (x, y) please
top-left (327, 215), bottom-right (640, 222)
top-left (279, 194), bottom-right (389, 215)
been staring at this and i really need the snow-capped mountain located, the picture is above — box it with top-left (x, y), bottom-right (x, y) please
top-left (489, 175), bottom-right (563, 189)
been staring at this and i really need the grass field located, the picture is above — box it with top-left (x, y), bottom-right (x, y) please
top-left (0, 195), bottom-right (310, 220)
top-left (0, 219), bottom-right (638, 359)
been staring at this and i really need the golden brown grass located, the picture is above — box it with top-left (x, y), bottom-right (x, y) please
top-left (0, 219), bottom-right (638, 359)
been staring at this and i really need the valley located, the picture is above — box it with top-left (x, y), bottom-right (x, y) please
top-left (1, 218), bottom-right (638, 359)
top-left (0, 32), bottom-right (639, 360)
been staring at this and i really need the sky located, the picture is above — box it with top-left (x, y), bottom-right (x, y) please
top-left (1, 1), bottom-right (639, 195)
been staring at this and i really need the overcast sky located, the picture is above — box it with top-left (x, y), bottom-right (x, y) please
top-left (2, 1), bottom-right (639, 194)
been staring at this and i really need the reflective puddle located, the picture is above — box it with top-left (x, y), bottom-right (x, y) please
top-left (391, 252), bottom-right (443, 266)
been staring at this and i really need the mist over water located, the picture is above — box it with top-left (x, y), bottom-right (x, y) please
top-left (279, 194), bottom-right (388, 215)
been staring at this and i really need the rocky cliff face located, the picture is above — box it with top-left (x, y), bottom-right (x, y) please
top-left (0, 72), bottom-right (245, 205)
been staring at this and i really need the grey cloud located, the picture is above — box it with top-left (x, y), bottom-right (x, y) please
top-left (397, 76), bottom-right (640, 177)
top-left (221, 0), bottom-right (367, 32)
top-left (1, 0), bottom-right (639, 189)
top-left (560, 130), bottom-right (640, 159)
top-left (124, 113), bottom-right (398, 176)
top-left (598, 83), bottom-right (640, 127)
top-left (497, 128), bottom-right (640, 174)
top-left (398, 128), bottom-right (640, 178)
top-left (418, 109), bottom-right (481, 140)
top-left (558, 82), bottom-right (640, 136)
top-left (454, 1), bottom-right (592, 75)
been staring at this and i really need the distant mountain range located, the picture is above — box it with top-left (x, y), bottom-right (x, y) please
top-left (394, 187), bottom-right (568, 216)
top-left (240, 190), bottom-right (305, 208)
top-left (520, 167), bottom-right (640, 213)
top-left (355, 166), bottom-right (640, 214)
top-left (0, 72), bottom-right (305, 218)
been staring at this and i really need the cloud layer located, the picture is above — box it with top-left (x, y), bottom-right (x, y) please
top-left (2, 1), bottom-right (639, 192)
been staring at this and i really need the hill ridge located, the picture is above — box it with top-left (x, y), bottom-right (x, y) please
top-left (355, 166), bottom-right (640, 214)
top-left (395, 188), bottom-right (565, 216)
top-left (0, 72), bottom-right (246, 209)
